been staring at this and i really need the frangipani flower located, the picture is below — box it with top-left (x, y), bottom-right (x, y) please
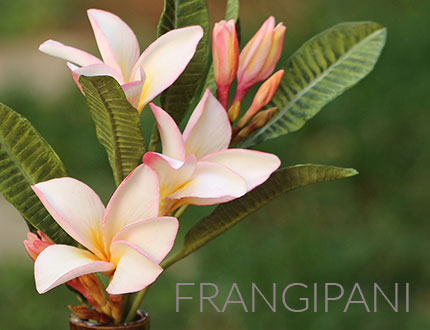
top-left (32, 164), bottom-right (178, 295)
top-left (143, 89), bottom-right (281, 215)
top-left (39, 9), bottom-right (203, 112)
top-left (235, 17), bottom-right (285, 102)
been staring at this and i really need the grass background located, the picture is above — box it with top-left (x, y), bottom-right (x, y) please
top-left (0, 0), bottom-right (429, 329)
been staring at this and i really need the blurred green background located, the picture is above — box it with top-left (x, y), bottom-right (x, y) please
top-left (0, 0), bottom-right (428, 329)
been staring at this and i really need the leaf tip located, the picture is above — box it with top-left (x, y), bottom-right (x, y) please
top-left (344, 168), bottom-right (359, 177)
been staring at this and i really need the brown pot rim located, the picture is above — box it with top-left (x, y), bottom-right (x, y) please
top-left (69, 310), bottom-right (149, 329)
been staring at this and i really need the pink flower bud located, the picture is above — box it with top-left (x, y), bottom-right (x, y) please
top-left (23, 231), bottom-right (53, 261)
top-left (231, 107), bottom-right (278, 146)
top-left (212, 20), bottom-right (239, 109)
top-left (235, 17), bottom-right (286, 101)
top-left (228, 101), bottom-right (241, 123)
top-left (236, 70), bottom-right (284, 129)
top-left (24, 232), bottom-right (113, 315)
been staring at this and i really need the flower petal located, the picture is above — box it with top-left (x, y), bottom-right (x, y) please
top-left (122, 80), bottom-right (145, 110)
top-left (73, 63), bottom-right (124, 84)
top-left (35, 245), bottom-right (114, 294)
top-left (39, 40), bottom-right (102, 67)
top-left (32, 178), bottom-right (106, 258)
top-left (183, 90), bottom-right (232, 158)
top-left (106, 241), bottom-right (163, 294)
top-left (87, 9), bottom-right (140, 81)
top-left (104, 164), bottom-right (160, 245)
top-left (132, 26), bottom-right (203, 111)
top-left (142, 153), bottom-right (197, 215)
top-left (149, 103), bottom-right (186, 160)
top-left (66, 62), bottom-right (84, 93)
top-left (201, 149), bottom-right (281, 191)
top-left (175, 195), bottom-right (235, 207)
top-left (112, 216), bottom-right (178, 264)
top-left (169, 161), bottom-right (247, 202)
top-left (142, 153), bottom-right (196, 197)
top-left (122, 67), bottom-right (146, 109)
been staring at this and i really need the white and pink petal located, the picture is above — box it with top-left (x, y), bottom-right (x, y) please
top-left (183, 90), bottom-right (231, 158)
top-left (32, 178), bottom-right (106, 258)
top-left (201, 149), bottom-right (280, 191)
top-left (35, 245), bottom-right (114, 294)
top-left (112, 216), bottom-right (178, 264)
top-left (132, 26), bottom-right (204, 111)
top-left (87, 9), bottom-right (140, 81)
top-left (39, 40), bottom-right (102, 67)
top-left (150, 104), bottom-right (186, 160)
top-left (122, 80), bottom-right (145, 110)
top-left (169, 161), bottom-right (247, 201)
top-left (73, 63), bottom-right (124, 85)
top-left (103, 164), bottom-right (160, 245)
top-left (106, 241), bottom-right (163, 294)
top-left (142, 152), bottom-right (196, 199)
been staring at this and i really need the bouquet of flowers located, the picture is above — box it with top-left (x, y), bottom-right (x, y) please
top-left (0, 0), bottom-right (386, 328)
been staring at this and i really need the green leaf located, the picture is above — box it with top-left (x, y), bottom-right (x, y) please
top-left (238, 21), bottom-right (387, 148)
top-left (162, 164), bottom-right (358, 267)
top-left (157, 0), bottom-right (210, 124)
top-left (80, 76), bottom-right (145, 187)
top-left (0, 103), bottom-right (74, 244)
top-left (202, 65), bottom-right (217, 94)
top-left (225, 0), bottom-right (240, 21)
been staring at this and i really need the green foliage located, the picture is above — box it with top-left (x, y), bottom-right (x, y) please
top-left (238, 22), bottom-right (387, 148)
top-left (80, 76), bottom-right (145, 187)
top-left (225, 0), bottom-right (240, 21)
top-left (162, 164), bottom-right (358, 267)
top-left (0, 103), bottom-right (74, 244)
top-left (157, 0), bottom-right (210, 124)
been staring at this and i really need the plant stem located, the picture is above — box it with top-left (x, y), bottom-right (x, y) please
top-left (124, 287), bottom-right (149, 323)
top-left (173, 205), bottom-right (188, 218)
top-left (120, 293), bottom-right (132, 323)
top-left (160, 250), bottom-right (185, 269)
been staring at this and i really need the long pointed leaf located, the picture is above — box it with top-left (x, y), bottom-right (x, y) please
top-left (157, 0), bottom-right (210, 124)
top-left (162, 164), bottom-right (358, 267)
top-left (238, 21), bottom-right (387, 148)
top-left (225, 0), bottom-right (240, 21)
top-left (0, 103), bottom-right (74, 244)
top-left (80, 76), bottom-right (145, 187)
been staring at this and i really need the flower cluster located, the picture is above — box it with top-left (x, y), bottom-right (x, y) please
top-left (212, 17), bottom-right (286, 143)
top-left (23, 8), bottom-right (284, 324)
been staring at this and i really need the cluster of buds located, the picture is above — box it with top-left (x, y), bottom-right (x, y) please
top-left (24, 232), bottom-right (123, 324)
top-left (212, 17), bottom-right (285, 144)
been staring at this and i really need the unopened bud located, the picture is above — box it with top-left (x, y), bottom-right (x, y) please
top-left (109, 294), bottom-right (124, 324)
top-left (228, 101), bottom-right (241, 123)
top-left (79, 275), bottom-right (111, 317)
top-left (69, 305), bottom-right (112, 324)
top-left (213, 19), bottom-right (239, 109)
top-left (23, 231), bottom-right (53, 261)
top-left (235, 17), bottom-right (286, 101)
top-left (236, 70), bottom-right (284, 129)
top-left (248, 107), bottom-right (278, 129)
top-left (231, 107), bottom-right (278, 145)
